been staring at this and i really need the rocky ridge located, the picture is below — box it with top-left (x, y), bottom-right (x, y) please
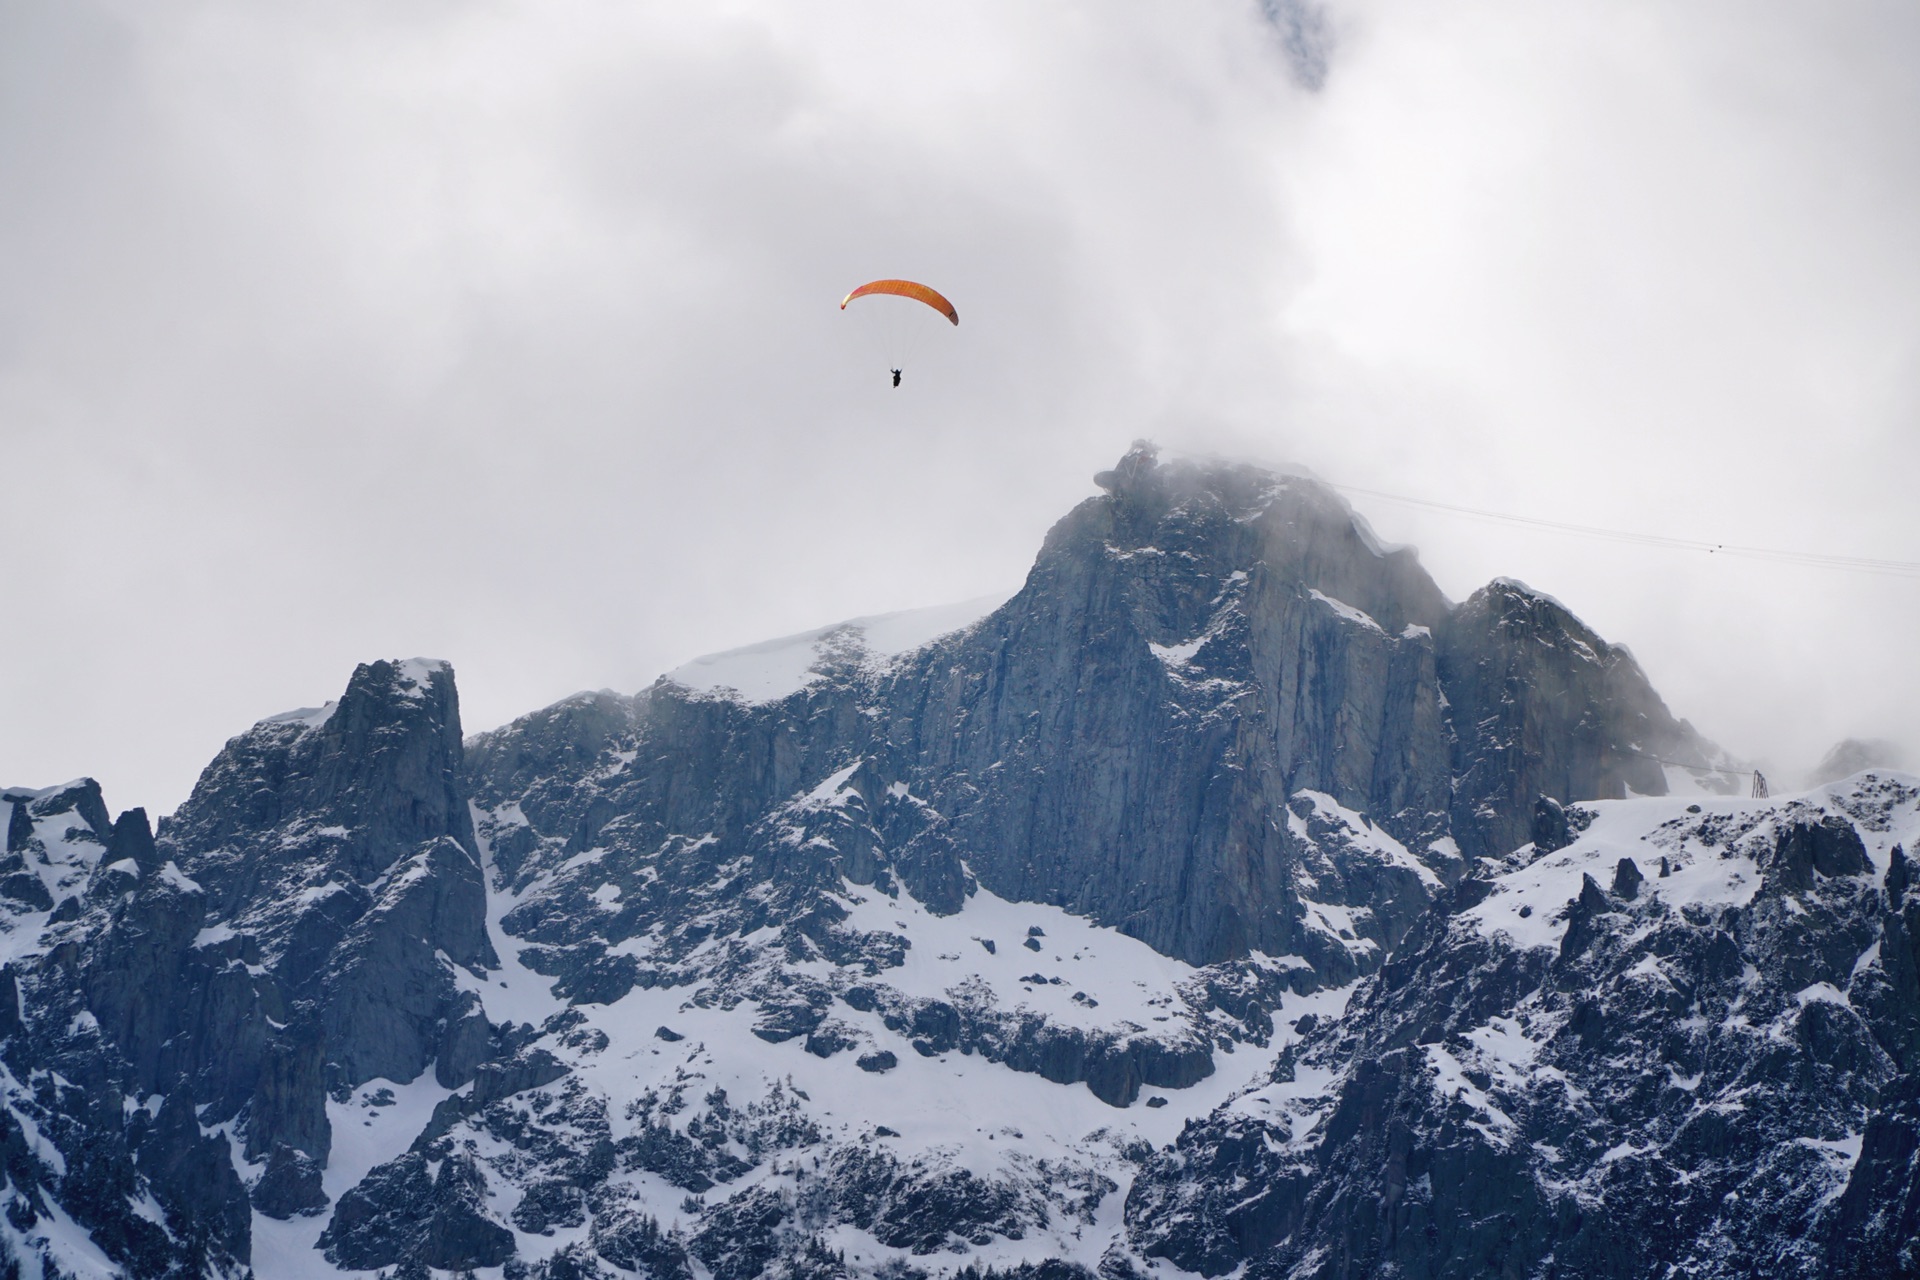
top-left (4, 447), bottom-right (1902, 1280)
top-left (1128, 777), bottom-right (1920, 1277)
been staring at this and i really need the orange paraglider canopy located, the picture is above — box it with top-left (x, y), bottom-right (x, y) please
top-left (839, 279), bottom-right (959, 325)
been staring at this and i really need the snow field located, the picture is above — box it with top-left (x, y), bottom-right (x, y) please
top-left (1466, 775), bottom-right (1920, 956)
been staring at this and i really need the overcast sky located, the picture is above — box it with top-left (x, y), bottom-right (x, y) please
top-left (3, 0), bottom-right (1916, 815)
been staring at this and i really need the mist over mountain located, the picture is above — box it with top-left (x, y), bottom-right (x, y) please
top-left (1809, 739), bottom-right (1912, 790)
top-left (1, 448), bottom-right (1914, 1280)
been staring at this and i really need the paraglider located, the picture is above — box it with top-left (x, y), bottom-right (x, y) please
top-left (840, 279), bottom-right (960, 324)
top-left (840, 279), bottom-right (957, 386)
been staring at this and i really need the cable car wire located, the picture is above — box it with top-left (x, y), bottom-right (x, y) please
top-left (1328, 483), bottom-right (1920, 579)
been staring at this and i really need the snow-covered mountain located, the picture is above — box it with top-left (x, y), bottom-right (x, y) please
top-left (3, 446), bottom-right (1911, 1280)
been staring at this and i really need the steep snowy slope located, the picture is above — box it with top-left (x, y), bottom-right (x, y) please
top-left (305, 824), bottom-right (1357, 1279)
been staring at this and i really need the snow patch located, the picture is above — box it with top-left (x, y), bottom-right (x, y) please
top-left (1423, 1044), bottom-right (1516, 1142)
top-left (1306, 589), bottom-right (1384, 634)
top-left (1462, 795), bottom-right (1773, 951)
top-left (257, 702), bottom-right (337, 730)
top-left (1149, 637), bottom-right (1207, 667)
top-left (393, 657), bottom-right (447, 699)
top-left (664, 594), bottom-right (1012, 704)
top-left (1794, 981), bottom-right (1850, 1008)
top-left (1289, 789), bottom-right (1443, 889)
top-left (159, 862), bottom-right (201, 893)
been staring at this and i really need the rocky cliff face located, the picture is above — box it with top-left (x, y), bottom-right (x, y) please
top-left (481, 446), bottom-right (1715, 984)
top-left (0, 659), bottom-right (500, 1278)
top-left (889, 447), bottom-right (1452, 968)
top-left (1127, 777), bottom-right (1920, 1280)
top-left (889, 449), bottom-right (1722, 963)
top-left (0, 778), bottom-right (258, 1279)
top-left (162, 656), bottom-right (496, 1113)
top-left (0, 447), bottom-right (1899, 1280)
top-left (1437, 577), bottom-right (1710, 858)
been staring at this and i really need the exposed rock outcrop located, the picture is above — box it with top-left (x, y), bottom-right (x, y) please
top-left (146, 657), bottom-right (497, 1164)
top-left (1127, 777), bottom-right (1920, 1278)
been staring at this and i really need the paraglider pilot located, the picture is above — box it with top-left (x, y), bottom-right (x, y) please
top-left (838, 281), bottom-right (958, 390)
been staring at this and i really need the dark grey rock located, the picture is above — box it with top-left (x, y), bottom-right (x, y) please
top-left (1828, 1072), bottom-right (1920, 1278)
top-left (106, 808), bottom-right (161, 876)
top-left (435, 994), bottom-right (496, 1088)
top-left (1560, 872), bottom-right (1614, 960)
top-left (320, 1151), bottom-right (514, 1270)
top-left (143, 659), bottom-right (497, 1164)
top-left (1531, 795), bottom-right (1572, 854)
top-left (753, 1000), bottom-right (826, 1044)
top-left (27, 778), bottom-right (113, 843)
top-left (131, 1092), bottom-right (253, 1264)
top-left (592, 1204), bottom-right (693, 1278)
top-left (0, 872), bottom-right (51, 911)
top-left (4, 795), bottom-right (35, 853)
top-left (691, 1185), bottom-right (788, 1280)
top-left (1612, 856), bottom-right (1644, 899)
top-left (1767, 814), bottom-right (1873, 894)
top-left (247, 1026), bottom-right (331, 1160)
top-left (0, 964), bottom-right (19, 1041)
top-left (471, 1046), bottom-right (571, 1109)
top-left (250, 1143), bottom-right (328, 1218)
top-left (1438, 580), bottom-right (1701, 860)
top-left (512, 1178), bottom-right (587, 1234)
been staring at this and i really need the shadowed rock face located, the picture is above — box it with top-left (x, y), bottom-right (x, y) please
top-left (1828, 1071), bottom-right (1920, 1278)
